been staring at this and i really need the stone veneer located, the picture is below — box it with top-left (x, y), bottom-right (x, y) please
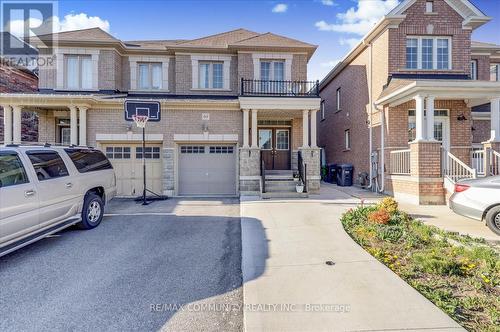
top-left (239, 147), bottom-right (261, 195)
top-left (298, 147), bottom-right (321, 193)
top-left (162, 148), bottom-right (175, 196)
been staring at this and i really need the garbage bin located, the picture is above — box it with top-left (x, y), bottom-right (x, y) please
top-left (327, 164), bottom-right (337, 183)
top-left (337, 164), bottom-right (354, 186)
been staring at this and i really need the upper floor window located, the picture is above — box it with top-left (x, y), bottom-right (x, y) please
top-left (470, 60), bottom-right (477, 80)
top-left (321, 100), bottom-right (325, 120)
top-left (406, 37), bottom-right (451, 70)
top-left (344, 129), bottom-right (350, 150)
top-left (260, 60), bottom-right (285, 81)
top-left (65, 55), bottom-right (92, 90)
top-left (491, 64), bottom-right (499, 81)
top-left (336, 87), bottom-right (341, 111)
top-left (199, 62), bottom-right (223, 89)
top-left (425, 1), bottom-right (433, 13)
top-left (138, 63), bottom-right (162, 90)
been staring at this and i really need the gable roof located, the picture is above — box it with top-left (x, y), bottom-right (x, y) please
top-left (38, 27), bottom-right (119, 42)
top-left (230, 32), bottom-right (316, 49)
top-left (388, 0), bottom-right (484, 17)
top-left (176, 28), bottom-right (260, 48)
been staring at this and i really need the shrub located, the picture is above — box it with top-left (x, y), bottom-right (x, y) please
top-left (412, 251), bottom-right (465, 276)
top-left (378, 225), bottom-right (405, 243)
top-left (367, 208), bottom-right (390, 224)
top-left (378, 197), bottom-right (399, 215)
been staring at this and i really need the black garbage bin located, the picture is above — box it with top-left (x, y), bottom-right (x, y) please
top-left (327, 164), bottom-right (337, 183)
top-left (337, 164), bottom-right (354, 186)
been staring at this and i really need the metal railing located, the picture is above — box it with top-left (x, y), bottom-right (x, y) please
top-left (471, 149), bottom-right (485, 176)
top-left (490, 149), bottom-right (500, 176)
top-left (442, 148), bottom-right (477, 183)
top-left (298, 151), bottom-right (307, 193)
top-left (241, 79), bottom-right (320, 97)
top-left (389, 149), bottom-right (411, 175)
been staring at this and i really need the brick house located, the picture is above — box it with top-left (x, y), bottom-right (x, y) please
top-left (318, 0), bottom-right (500, 205)
top-left (0, 32), bottom-right (38, 142)
top-left (0, 28), bottom-right (321, 197)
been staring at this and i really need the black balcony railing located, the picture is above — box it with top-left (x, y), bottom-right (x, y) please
top-left (241, 79), bottom-right (319, 97)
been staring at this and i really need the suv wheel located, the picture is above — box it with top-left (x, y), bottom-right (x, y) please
top-left (485, 205), bottom-right (500, 236)
top-left (78, 193), bottom-right (104, 230)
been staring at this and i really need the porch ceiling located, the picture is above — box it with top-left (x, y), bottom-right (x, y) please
top-left (376, 79), bottom-right (500, 107)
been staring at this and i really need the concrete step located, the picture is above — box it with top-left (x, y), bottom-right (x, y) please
top-left (264, 181), bottom-right (297, 192)
top-left (261, 191), bottom-right (309, 199)
top-left (265, 174), bottom-right (295, 180)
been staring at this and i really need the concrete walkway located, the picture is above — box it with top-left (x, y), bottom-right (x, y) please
top-left (241, 186), bottom-right (465, 331)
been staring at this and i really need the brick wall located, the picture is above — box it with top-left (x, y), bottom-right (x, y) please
top-left (471, 55), bottom-right (491, 81)
top-left (98, 50), bottom-right (122, 90)
top-left (292, 54), bottom-right (307, 81)
top-left (388, 0), bottom-right (471, 75)
top-left (0, 64), bottom-right (38, 142)
top-left (472, 119), bottom-right (490, 143)
top-left (38, 48), bottom-right (55, 89)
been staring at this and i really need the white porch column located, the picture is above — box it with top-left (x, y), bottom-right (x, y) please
top-left (69, 105), bottom-right (78, 145)
top-left (242, 109), bottom-right (249, 148)
top-left (310, 109), bottom-right (318, 148)
top-left (2, 105), bottom-right (13, 144)
top-left (302, 109), bottom-right (310, 148)
top-left (490, 97), bottom-right (500, 142)
top-left (78, 106), bottom-right (87, 146)
top-left (12, 105), bottom-right (22, 144)
top-left (426, 96), bottom-right (435, 140)
top-left (414, 95), bottom-right (425, 141)
top-left (251, 109), bottom-right (258, 148)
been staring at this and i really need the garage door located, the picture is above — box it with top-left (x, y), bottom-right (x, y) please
top-left (178, 145), bottom-right (236, 196)
top-left (102, 144), bottom-right (163, 196)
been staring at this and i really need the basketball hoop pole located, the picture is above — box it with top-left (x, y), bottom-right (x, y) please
top-left (141, 125), bottom-right (148, 205)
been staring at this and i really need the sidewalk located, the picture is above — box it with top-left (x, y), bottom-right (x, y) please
top-left (240, 186), bottom-right (465, 331)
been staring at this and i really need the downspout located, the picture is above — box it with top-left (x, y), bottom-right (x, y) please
top-left (378, 103), bottom-right (385, 193)
top-left (367, 41), bottom-right (373, 189)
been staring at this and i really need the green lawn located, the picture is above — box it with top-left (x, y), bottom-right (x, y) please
top-left (341, 198), bottom-right (500, 332)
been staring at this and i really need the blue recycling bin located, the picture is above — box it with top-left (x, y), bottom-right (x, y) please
top-left (337, 164), bottom-right (354, 186)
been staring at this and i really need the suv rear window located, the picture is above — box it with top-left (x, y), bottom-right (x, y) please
top-left (27, 151), bottom-right (69, 181)
top-left (0, 152), bottom-right (29, 188)
top-left (64, 149), bottom-right (113, 173)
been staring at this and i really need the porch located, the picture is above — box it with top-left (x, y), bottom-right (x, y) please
top-left (238, 95), bottom-right (321, 196)
top-left (375, 79), bottom-right (500, 205)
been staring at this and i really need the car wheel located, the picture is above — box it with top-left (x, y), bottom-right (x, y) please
top-left (78, 193), bottom-right (104, 230)
top-left (485, 205), bottom-right (500, 236)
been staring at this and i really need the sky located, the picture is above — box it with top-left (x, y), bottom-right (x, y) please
top-left (11, 0), bottom-right (500, 80)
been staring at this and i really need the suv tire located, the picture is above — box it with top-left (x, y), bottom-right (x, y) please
top-left (78, 193), bottom-right (104, 230)
top-left (485, 205), bottom-right (500, 236)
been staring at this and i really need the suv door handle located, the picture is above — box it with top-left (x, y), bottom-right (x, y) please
top-left (66, 182), bottom-right (73, 188)
top-left (25, 189), bottom-right (36, 197)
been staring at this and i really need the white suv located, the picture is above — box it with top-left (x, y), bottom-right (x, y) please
top-left (0, 145), bottom-right (116, 257)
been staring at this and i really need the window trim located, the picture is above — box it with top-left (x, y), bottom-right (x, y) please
top-left (491, 64), bottom-right (499, 82)
top-left (405, 36), bottom-right (452, 70)
top-left (191, 54), bottom-right (231, 90)
top-left (137, 62), bottom-right (163, 91)
top-left (260, 60), bottom-right (286, 81)
top-left (470, 60), bottom-right (478, 80)
top-left (425, 1), bottom-right (433, 13)
top-left (275, 129), bottom-right (290, 151)
top-left (344, 129), bottom-right (351, 151)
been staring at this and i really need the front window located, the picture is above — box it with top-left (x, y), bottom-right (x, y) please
top-left (491, 64), bottom-right (499, 81)
top-left (65, 55), bottom-right (92, 90)
top-left (260, 61), bottom-right (285, 81)
top-left (426, 1), bottom-right (433, 13)
top-left (406, 37), bottom-right (450, 70)
top-left (138, 63), bottom-right (162, 90)
top-left (199, 62), bottom-right (223, 89)
top-left (0, 152), bottom-right (29, 188)
top-left (321, 100), bottom-right (325, 120)
top-left (470, 60), bottom-right (477, 80)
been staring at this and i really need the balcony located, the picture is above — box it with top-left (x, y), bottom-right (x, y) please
top-left (240, 79), bottom-right (319, 97)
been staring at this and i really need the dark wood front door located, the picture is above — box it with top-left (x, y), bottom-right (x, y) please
top-left (259, 128), bottom-right (291, 170)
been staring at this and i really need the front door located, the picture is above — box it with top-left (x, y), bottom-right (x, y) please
top-left (259, 128), bottom-right (290, 170)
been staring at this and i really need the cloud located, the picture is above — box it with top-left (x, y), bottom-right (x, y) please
top-left (321, 0), bottom-right (336, 6)
top-left (272, 3), bottom-right (288, 13)
top-left (7, 13), bottom-right (110, 38)
top-left (339, 37), bottom-right (360, 49)
top-left (320, 59), bottom-right (341, 67)
top-left (315, 0), bottom-right (399, 36)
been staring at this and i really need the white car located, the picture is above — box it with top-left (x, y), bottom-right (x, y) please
top-left (0, 145), bottom-right (116, 257)
top-left (449, 175), bottom-right (500, 236)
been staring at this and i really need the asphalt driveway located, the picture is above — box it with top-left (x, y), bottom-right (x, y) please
top-left (0, 198), bottom-right (243, 332)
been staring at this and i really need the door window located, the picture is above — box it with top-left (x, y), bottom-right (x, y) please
top-left (259, 129), bottom-right (272, 150)
top-left (276, 130), bottom-right (289, 150)
top-left (61, 127), bottom-right (71, 145)
top-left (26, 151), bottom-right (69, 181)
top-left (0, 152), bottom-right (29, 188)
top-left (434, 122), bottom-right (443, 142)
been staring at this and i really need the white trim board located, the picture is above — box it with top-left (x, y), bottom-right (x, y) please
top-left (96, 133), bottom-right (164, 141)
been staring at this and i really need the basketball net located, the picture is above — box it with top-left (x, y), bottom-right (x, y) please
top-left (132, 114), bottom-right (149, 128)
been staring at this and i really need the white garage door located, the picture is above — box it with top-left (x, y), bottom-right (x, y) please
top-left (178, 145), bottom-right (237, 196)
top-left (102, 144), bottom-right (163, 196)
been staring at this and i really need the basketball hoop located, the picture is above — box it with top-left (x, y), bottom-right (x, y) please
top-left (132, 114), bottom-right (149, 128)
